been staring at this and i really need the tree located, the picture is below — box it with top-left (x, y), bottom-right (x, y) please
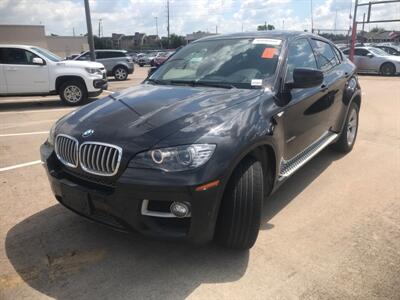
top-left (168, 33), bottom-right (186, 48)
top-left (257, 24), bottom-right (275, 31)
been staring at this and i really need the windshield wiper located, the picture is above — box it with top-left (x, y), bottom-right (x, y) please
top-left (146, 78), bottom-right (168, 85)
top-left (169, 80), bottom-right (235, 89)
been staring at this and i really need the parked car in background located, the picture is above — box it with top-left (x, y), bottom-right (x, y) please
top-left (151, 51), bottom-right (174, 67)
top-left (42, 31), bottom-right (361, 249)
top-left (374, 44), bottom-right (400, 56)
top-left (343, 47), bottom-right (400, 75)
top-left (65, 53), bottom-right (81, 60)
top-left (75, 50), bottom-right (134, 80)
top-left (0, 44), bottom-right (107, 105)
top-left (137, 53), bottom-right (155, 67)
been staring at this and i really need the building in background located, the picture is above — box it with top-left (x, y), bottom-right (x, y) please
top-left (186, 31), bottom-right (216, 43)
top-left (0, 24), bottom-right (88, 57)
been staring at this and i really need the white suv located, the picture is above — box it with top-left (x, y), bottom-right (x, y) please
top-left (0, 45), bottom-right (107, 106)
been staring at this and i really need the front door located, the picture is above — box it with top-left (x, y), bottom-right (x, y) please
top-left (280, 38), bottom-right (329, 160)
top-left (2, 48), bottom-right (49, 94)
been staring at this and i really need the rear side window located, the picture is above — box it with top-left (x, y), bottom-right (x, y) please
top-left (99, 51), bottom-right (125, 58)
top-left (311, 40), bottom-right (339, 72)
top-left (0, 48), bottom-right (39, 64)
top-left (286, 38), bottom-right (318, 82)
top-left (77, 52), bottom-right (90, 60)
top-left (354, 49), bottom-right (369, 56)
top-left (333, 46), bottom-right (343, 62)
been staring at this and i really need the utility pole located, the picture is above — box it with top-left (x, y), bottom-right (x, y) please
top-left (349, 0), bottom-right (359, 62)
top-left (98, 19), bottom-right (102, 37)
top-left (216, 25), bottom-right (218, 34)
top-left (310, 0), bottom-right (314, 33)
top-left (84, 0), bottom-right (95, 61)
top-left (154, 17), bottom-right (158, 36)
top-left (167, 0), bottom-right (170, 47)
top-left (241, 23), bottom-right (244, 32)
top-left (73, 27), bottom-right (75, 37)
top-left (282, 20), bottom-right (285, 30)
top-left (334, 9), bottom-right (338, 31)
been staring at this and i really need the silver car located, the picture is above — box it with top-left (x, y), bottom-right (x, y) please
top-left (75, 50), bottom-right (134, 80)
top-left (343, 47), bottom-right (400, 76)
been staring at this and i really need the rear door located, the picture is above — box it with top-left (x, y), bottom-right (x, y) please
top-left (310, 39), bottom-right (346, 131)
top-left (280, 38), bottom-right (329, 160)
top-left (2, 47), bottom-right (49, 93)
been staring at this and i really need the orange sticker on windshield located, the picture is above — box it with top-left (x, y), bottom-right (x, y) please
top-left (261, 48), bottom-right (276, 59)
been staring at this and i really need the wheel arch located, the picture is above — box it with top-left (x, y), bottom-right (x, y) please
top-left (380, 61), bottom-right (396, 74)
top-left (221, 141), bottom-right (278, 199)
top-left (112, 64), bottom-right (128, 73)
top-left (55, 75), bottom-right (86, 92)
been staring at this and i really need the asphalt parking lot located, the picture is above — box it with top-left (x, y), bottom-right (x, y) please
top-left (0, 68), bottom-right (399, 299)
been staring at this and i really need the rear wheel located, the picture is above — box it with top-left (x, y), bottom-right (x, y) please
top-left (215, 157), bottom-right (264, 250)
top-left (59, 80), bottom-right (87, 106)
top-left (113, 66), bottom-right (128, 81)
top-left (331, 102), bottom-right (359, 153)
top-left (380, 62), bottom-right (396, 76)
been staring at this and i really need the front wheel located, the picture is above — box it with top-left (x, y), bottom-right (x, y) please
top-left (59, 81), bottom-right (87, 106)
top-left (215, 157), bottom-right (264, 250)
top-left (331, 102), bottom-right (359, 153)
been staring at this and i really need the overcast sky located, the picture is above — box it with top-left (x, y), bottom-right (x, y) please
top-left (0, 0), bottom-right (399, 37)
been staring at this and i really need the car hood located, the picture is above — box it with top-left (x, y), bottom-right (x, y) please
top-left (57, 84), bottom-right (263, 153)
top-left (56, 60), bottom-right (104, 69)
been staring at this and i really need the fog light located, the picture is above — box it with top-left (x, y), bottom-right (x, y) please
top-left (170, 202), bottom-right (191, 218)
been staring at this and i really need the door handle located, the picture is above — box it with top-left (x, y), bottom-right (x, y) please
top-left (320, 84), bottom-right (329, 92)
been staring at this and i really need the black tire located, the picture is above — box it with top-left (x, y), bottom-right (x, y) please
top-left (113, 66), bottom-right (128, 81)
top-left (59, 80), bottom-right (87, 106)
top-left (330, 102), bottom-right (359, 153)
top-left (139, 64), bottom-right (144, 67)
top-left (215, 157), bottom-right (264, 250)
top-left (380, 62), bottom-right (396, 76)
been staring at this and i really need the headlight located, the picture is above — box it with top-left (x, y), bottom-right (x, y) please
top-left (47, 122), bottom-right (56, 146)
top-left (130, 144), bottom-right (216, 172)
top-left (85, 67), bottom-right (102, 75)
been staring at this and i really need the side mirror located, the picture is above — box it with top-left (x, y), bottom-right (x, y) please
top-left (366, 53), bottom-right (374, 58)
top-left (292, 68), bottom-right (323, 89)
top-left (32, 57), bottom-right (45, 65)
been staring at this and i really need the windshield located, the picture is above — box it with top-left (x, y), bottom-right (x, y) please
top-left (31, 47), bottom-right (62, 62)
top-left (149, 38), bottom-right (282, 89)
top-left (369, 47), bottom-right (390, 56)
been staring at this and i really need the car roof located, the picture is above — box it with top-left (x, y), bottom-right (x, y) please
top-left (95, 49), bottom-right (127, 53)
top-left (195, 30), bottom-right (320, 43)
top-left (0, 44), bottom-right (37, 49)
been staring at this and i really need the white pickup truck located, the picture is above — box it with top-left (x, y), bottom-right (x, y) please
top-left (0, 45), bottom-right (107, 106)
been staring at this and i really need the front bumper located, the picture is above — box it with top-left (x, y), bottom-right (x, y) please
top-left (40, 143), bottom-right (223, 244)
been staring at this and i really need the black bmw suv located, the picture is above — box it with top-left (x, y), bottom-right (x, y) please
top-left (41, 31), bottom-right (361, 249)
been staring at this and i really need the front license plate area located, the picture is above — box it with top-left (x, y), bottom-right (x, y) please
top-left (61, 184), bottom-right (92, 215)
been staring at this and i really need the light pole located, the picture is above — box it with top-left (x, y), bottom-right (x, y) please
top-left (154, 17), bottom-right (159, 36)
top-left (84, 0), bottom-right (95, 61)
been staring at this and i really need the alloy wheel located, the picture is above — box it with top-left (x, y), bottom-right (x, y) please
top-left (63, 85), bottom-right (82, 103)
top-left (115, 68), bottom-right (127, 80)
top-left (347, 108), bottom-right (358, 146)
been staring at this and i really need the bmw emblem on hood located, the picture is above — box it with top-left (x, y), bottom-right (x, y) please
top-left (82, 129), bottom-right (94, 138)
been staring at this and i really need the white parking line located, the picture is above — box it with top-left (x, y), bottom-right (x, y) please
top-left (0, 107), bottom-right (74, 115)
top-left (0, 131), bottom-right (48, 137)
top-left (0, 160), bottom-right (42, 172)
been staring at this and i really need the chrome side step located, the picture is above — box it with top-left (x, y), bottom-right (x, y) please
top-left (278, 132), bottom-right (338, 180)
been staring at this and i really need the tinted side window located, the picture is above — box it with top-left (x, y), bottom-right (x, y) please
top-left (0, 48), bottom-right (39, 64)
top-left (110, 51), bottom-right (125, 58)
top-left (96, 51), bottom-right (107, 59)
top-left (286, 38), bottom-right (318, 82)
top-left (311, 40), bottom-right (339, 72)
top-left (333, 46), bottom-right (343, 62)
top-left (354, 49), bottom-right (369, 56)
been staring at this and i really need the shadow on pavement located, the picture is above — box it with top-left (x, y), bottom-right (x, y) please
top-left (5, 148), bottom-right (343, 299)
top-left (260, 148), bottom-right (344, 230)
top-left (5, 205), bottom-right (249, 299)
